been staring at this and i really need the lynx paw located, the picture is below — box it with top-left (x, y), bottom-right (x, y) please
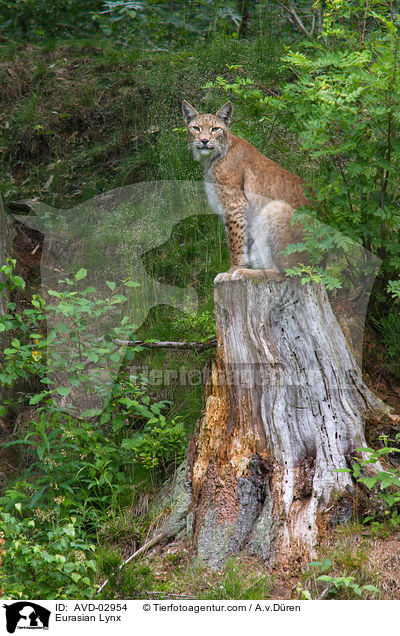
top-left (230, 268), bottom-right (263, 280)
top-left (230, 268), bottom-right (284, 281)
top-left (214, 271), bottom-right (233, 284)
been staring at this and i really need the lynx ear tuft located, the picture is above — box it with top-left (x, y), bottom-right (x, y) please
top-left (216, 101), bottom-right (233, 127)
top-left (182, 100), bottom-right (199, 125)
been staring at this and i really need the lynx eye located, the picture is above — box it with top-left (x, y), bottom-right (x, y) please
top-left (191, 125), bottom-right (200, 132)
top-left (211, 127), bottom-right (221, 132)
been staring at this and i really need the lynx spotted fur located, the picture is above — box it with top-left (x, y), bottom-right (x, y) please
top-left (182, 100), bottom-right (308, 282)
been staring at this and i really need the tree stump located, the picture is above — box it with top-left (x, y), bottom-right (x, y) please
top-left (187, 277), bottom-right (394, 567)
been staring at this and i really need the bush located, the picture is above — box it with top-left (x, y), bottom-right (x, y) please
top-left (211, 0), bottom-right (400, 297)
top-left (0, 0), bottom-right (102, 39)
top-left (0, 513), bottom-right (96, 599)
top-left (0, 262), bottom-right (188, 597)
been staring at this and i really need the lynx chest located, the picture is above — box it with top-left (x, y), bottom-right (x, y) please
top-left (204, 177), bottom-right (225, 221)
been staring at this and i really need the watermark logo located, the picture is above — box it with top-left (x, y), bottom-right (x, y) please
top-left (14, 180), bottom-right (381, 415)
top-left (3, 602), bottom-right (50, 633)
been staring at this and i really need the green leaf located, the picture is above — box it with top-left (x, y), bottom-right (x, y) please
top-left (112, 415), bottom-right (126, 432)
top-left (56, 387), bottom-right (71, 397)
top-left (75, 268), bottom-right (88, 281)
top-left (362, 585), bottom-right (379, 594)
top-left (308, 561), bottom-right (324, 567)
top-left (63, 523), bottom-right (75, 537)
top-left (30, 486), bottom-right (47, 507)
top-left (29, 392), bottom-right (49, 405)
top-left (13, 276), bottom-right (25, 290)
top-left (81, 408), bottom-right (103, 418)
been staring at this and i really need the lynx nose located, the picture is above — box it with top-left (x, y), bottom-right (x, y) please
top-left (200, 138), bottom-right (209, 146)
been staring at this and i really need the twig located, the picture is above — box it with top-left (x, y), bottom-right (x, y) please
top-left (272, 0), bottom-right (315, 40)
top-left (239, 575), bottom-right (267, 598)
top-left (237, 68), bottom-right (281, 98)
top-left (318, 586), bottom-right (330, 600)
top-left (97, 532), bottom-right (165, 595)
top-left (96, 81), bottom-right (122, 105)
top-left (144, 591), bottom-right (197, 599)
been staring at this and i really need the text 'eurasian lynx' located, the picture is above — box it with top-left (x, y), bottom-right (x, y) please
top-left (182, 100), bottom-right (309, 283)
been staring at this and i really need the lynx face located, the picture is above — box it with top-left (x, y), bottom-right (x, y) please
top-left (182, 101), bottom-right (233, 163)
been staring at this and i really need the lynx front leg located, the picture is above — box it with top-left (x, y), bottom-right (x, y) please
top-left (224, 207), bottom-right (249, 269)
top-left (214, 208), bottom-right (248, 285)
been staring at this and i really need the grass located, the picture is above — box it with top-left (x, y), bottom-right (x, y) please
top-left (299, 533), bottom-right (381, 600)
top-left (95, 551), bottom-right (272, 600)
top-left (1, 32), bottom-right (294, 447)
top-left (0, 34), bottom-right (299, 206)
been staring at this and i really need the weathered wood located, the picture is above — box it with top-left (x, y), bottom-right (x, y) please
top-left (110, 338), bottom-right (217, 353)
top-left (188, 277), bottom-right (394, 567)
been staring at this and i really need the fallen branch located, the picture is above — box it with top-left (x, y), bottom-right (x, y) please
top-left (114, 338), bottom-right (217, 354)
top-left (97, 532), bottom-right (166, 595)
top-left (144, 591), bottom-right (197, 599)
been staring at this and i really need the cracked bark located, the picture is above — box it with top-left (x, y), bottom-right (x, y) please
top-left (185, 277), bottom-right (394, 567)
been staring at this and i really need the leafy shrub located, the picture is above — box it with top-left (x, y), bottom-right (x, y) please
top-left (93, 0), bottom-right (241, 43)
top-left (387, 279), bottom-right (400, 301)
top-left (300, 558), bottom-right (380, 600)
top-left (3, 412), bottom-right (132, 524)
top-left (210, 0), bottom-right (400, 297)
top-left (0, 262), bottom-right (189, 597)
top-left (0, 514), bottom-right (96, 599)
top-left (337, 437), bottom-right (400, 531)
top-left (0, 0), bottom-right (243, 43)
top-left (122, 414), bottom-right (187, 470)
top-left (0, 0), bottom-right (102, 39)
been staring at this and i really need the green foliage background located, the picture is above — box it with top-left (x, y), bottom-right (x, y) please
top-left (0, 0), bottom-right (399, 600)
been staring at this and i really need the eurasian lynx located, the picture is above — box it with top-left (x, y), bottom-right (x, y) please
top-left (182, 100), bottom-right (309, 282)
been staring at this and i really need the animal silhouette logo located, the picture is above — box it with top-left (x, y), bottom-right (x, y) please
top-left (13, 181), bottom-right (380, 413)
top-left (3, 602), bottom-right (50, 633)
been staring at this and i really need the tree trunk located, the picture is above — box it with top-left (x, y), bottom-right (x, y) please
top-left (187, 277), bottom-right (394, 567)
top-left (237, 0), bottom-right (250, 37)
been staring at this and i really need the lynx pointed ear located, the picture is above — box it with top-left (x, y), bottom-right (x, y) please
top-left (216, 101), bottom-right (233, 126)
top-left (182, 100), bottom-right (199, 125)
